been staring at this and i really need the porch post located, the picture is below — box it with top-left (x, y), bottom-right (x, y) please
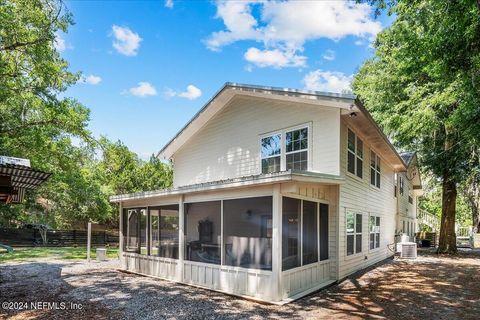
top-left (272, 183), bottom-right (283, 301)
top-left (119, 202), bottom-right (123, 255)
top-left (177, 195), bottom-right (185, 282)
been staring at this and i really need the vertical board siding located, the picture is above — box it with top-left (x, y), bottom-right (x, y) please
top-left (173, 98), bottom-right (340, 187)
top-left (338, 121), bottom-right (397, 279)
top-left (122, 253), bottom-right (178, 279)
top-left (282, 261), bottom-right (331, 298)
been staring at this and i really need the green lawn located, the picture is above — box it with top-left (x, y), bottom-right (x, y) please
top-left (0, 246), bottom-right (119, 263)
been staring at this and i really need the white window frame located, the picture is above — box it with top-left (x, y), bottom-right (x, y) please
top-left (347, 128), bottom-right (363, 179)
top-left (370, 150), bottom-right (381, 188)
top-left (369, 214), bottom-right (381, 250)
top-left (260, 132), bottom-right (282, 174)
top-left (259, 123), bottom-right (312, 174)
top-left (346, 211), bottom-right (363, 256)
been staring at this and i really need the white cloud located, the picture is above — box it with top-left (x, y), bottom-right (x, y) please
top-left (129, 82), bottom-right (157, 97)
top-left (54, 34), bottom-right (66, 52)
top-left (244, 47), bottom-right (306, 68)
top-left (354, 40), bottom-right (364, 46)
top-left (79, 74), bottom-right (102, 85)
top-left (165, 85), bottom-right (202, 100)
top-left (303, 70), bottom-right (353, 93)
top-left (165, 0), bottom-right (174, 9)
top-left (112, 25), bottom-right (142, 56)
top-left (322, 49), bottom-right (335, 61)
top-left (206, 1), bottom-right (381, 68)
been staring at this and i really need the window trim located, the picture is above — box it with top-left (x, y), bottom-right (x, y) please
top-left (346, 128), bottom-right (364, 179)
top-left (370, 150), bottom-right (381, 189)
top-left (369, 214), bottom-right (381, 251)
top-left (259, 123), bottom-right (312, 174)
top-left (346, 211), bottom-right (363, 257)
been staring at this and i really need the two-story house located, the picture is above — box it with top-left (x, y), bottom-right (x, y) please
top-left (111, 83), bottom-right (422, 304)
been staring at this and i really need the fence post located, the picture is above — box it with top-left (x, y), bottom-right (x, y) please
top-left (87, 222), bottom-right (91, 262)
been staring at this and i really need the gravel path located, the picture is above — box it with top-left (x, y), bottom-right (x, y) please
top-left (1, 249), bottom-right (479, 319)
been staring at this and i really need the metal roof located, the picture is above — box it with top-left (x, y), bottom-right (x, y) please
top-left (399, 152), bottom-right (415, 166)
top-left (0, 164), bottom-right (51, 189)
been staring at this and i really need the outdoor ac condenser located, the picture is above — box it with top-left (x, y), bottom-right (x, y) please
top-left (399, 242), bottom-right (417, 259)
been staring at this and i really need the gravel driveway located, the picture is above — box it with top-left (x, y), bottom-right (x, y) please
top-left (1, 249), bottom-right (479, 319)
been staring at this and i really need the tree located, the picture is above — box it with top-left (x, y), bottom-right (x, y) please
top-left (353, 0), bottom-right (480, 253)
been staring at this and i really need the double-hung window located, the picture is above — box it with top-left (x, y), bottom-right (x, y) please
top-left (370, 151), bottom-right (381, 188)
top-left (261, 125), bottom-right (309, 174)
top-left (347, 129), bottom-right (363, 178)
top-left (286, 127), bottom-right (308, 170)
top-left (346, 211), bottom-right (362, 256)
top-left (369, 215), bottom-right (380, 250)
top-left (261, 134), bottom-right (281, 173)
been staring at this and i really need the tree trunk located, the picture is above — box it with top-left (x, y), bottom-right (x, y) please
top-left (438, 177), bottom-right (457, 253)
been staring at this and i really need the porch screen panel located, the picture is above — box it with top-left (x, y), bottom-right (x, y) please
top-left (124, 208), bottom-right (139, 253)
top-left (282, 197), bottom-right (301, 270)
top-left (223, 196), bottom-right (272, 270)
top-left (302, 200), bottom-right (318, 265)
top-left (184, 201), bottom-right (221, 265)
top-left (150, 209), bottom-right (160, 256)
top-left (159, 205), bottom-right (179, 259)
top-left (140, 208), bottom-right (147, 254)
top-left (319, 203), bottom-right (329, 261)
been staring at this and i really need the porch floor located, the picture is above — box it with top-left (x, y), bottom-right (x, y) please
top-left (1, 248), bottom-right (479, 319)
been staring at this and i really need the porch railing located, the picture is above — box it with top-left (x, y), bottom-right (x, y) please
top-left (417, 208), bottom-right (440, 232)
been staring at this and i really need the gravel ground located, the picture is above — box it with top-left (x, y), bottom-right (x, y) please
top-left (1, 248), bottom-right (479, 319)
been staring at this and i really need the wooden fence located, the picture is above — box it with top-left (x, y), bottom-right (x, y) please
top-left (0, 228), bottom-right (119, 247)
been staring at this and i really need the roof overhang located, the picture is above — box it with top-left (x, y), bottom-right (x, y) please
top-left (0, 157), bottom-right (51, 204)
top-left (157, 83), bottom-right (357, 160)
top-left (342, 99), bottom-right (407, 172)
top-left (110, 170), bottom-right (344, 203)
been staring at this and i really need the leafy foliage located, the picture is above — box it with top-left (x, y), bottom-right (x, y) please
top-left (0, 0), bottom-right (172, 229)
top-left (354, 0), bottom-right (480, 252)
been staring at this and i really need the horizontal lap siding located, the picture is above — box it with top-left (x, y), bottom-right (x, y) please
top-left (338, 121), bottom-right (397, 279)
top-left (173, 97), bottom-right (340, 187)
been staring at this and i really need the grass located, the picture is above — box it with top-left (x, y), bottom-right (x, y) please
top-left (0, 246), bottom-right (119, 263)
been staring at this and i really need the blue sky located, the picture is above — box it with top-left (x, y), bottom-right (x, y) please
top-left (59, 0), bottom-right (393, 159)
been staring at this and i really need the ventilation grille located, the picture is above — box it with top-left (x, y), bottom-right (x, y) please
top-left (400, 243), bottom-right (417, 259)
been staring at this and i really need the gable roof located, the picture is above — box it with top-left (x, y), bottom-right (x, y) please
top-left (157, 82), bottom-right (408, 171)
top-left (399, 152), bottom-right (415, 166)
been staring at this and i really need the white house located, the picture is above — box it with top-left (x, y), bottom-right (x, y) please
top-left (110, 83), bottom-right (422, 304)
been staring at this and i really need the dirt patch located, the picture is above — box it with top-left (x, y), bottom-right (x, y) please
top-left (1, 249), bottom-right (479, 319)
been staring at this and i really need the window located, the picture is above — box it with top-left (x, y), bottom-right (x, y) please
top-left (370, 151), bottom-right (381, 188)
top-left (150, 205), bottom-right (179, 259)
top-left (402, 220), bottom-right (405, 233)
top-left (223, 197), bottom-right (272, 270)
top-left (282, 197), bottom-right (329, 270)
top-left (260, 124), bottom-right (310, 174)
top-left (261, 134), bottom-right (281, 173)
top-left (346, 212), bottom-right (362, 255)
top-left (408, 195), bottom-right (413, 204)
top-left (399, 176), bottom-right (404, 195)
top-left (347, 129), bottom-right (363, 178)
top-left (369, 215), bottom-right (380, 250)
top-left (286, 128), bottom-right (308, 171)
top-left (185, 201), bottom-right (221, 264)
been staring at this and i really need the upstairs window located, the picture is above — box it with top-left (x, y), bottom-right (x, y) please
top-left (286, 128), bottom-right (308, 171)
top-left (260, 124), bottom-right (310, 174)
top-left (347, 129), bottom-right (363, 178)
top-left (261, 134), bottom-right (281, 173)
top-left (370, 151), bottom-right (381, 188)
top-left (399, 176), bottom-right (404, 195)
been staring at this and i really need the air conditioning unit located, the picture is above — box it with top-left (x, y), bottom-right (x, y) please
top-left (399, 242), bottom-right (417, 259)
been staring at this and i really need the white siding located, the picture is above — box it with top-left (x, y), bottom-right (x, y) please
top-left (338, 120), bottom-right (397, 279)
top-left (173, 97), bottom-right (340, 187)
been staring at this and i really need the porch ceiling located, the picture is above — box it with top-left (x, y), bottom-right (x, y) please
top-left (110, 170), bottom-right (344, 203)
